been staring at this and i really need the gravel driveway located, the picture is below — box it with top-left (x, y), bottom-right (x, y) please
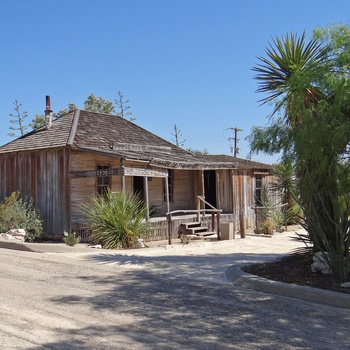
top-left (0, 233), bottom-right (349, 349)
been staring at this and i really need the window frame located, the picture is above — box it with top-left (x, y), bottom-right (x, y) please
top-left (255, 174), bottom-right (263, 207)
top-left (96, 164), bottom-right (111, 196)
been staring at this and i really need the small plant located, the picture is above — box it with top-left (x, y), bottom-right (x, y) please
top-left (0, 191), bottom-right (43, 242)
top-left (63, 231), bottom-right (81, 246)
top-left (255, 217), bottom-right (275, 235)
top-left (180, 234), bottom-right (190, 244)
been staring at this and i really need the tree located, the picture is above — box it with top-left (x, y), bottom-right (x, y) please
top-left (249, 26), bottom-right (350, 281)
top-left (187, 148), bottom-right (209, 155)
top-left (15, 91), bottom-right (134, 132)
top-left (30, 102), bottom-right (77, 130)
top-left (29, 114), bottom-right (46, 130)
top-left (8, 100), bottom-right (29, 137)
top-left (84, 93), bottom-right (115, 114)
top-left (54, 102), bottom-right (77, 118)
top-left (171, 124), bottom-right (186, 147)
top-left (115, 91), bottom-right (135, 121)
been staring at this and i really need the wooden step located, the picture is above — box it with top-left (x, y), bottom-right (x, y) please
top-left (188, 226), bottom-right (209, 234)
top-left (181, 222), bottom-right (201, 229)
top-left (195, 231), bottom-right (217, 237)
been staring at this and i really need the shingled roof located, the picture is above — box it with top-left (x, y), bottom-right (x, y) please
top-left (0, 109), bottom-right (271, 170)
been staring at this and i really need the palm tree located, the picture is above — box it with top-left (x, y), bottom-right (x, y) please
top-left (253, 32), bottom-right (329, 126)
top-left (252, 30), bottom-right (350, 281)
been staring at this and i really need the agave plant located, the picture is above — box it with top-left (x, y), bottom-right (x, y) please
top-left (81, 191), bottom-right (151, 249)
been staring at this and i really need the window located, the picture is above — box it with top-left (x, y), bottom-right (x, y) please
top-left (96, 165), bottom-right (110, 196)
top-left (163, 169), bottom-right (173, 203)
top-left (255, 174), bottom-right (263, 206)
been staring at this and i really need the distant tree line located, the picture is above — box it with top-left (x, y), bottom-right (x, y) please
top-left (7, 91), bottom-right (134, 137)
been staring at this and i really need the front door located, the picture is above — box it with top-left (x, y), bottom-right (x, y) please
top-left (133, 176), bottom-right (144, 199)
top-left (204, 170), bottom-right (216, 208)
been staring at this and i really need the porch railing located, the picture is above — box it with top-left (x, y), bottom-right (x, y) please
top-left (166, 196), bottom-right (221, 245)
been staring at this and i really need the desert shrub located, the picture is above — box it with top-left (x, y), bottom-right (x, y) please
top-left (63, 231), bottom-right (81, 246)
top-left (0, 192), bottom-right (43, 242)
top-left (81, 191), bottom-right (151, 249)
top-left (255, 217), bottom-right (275, 235)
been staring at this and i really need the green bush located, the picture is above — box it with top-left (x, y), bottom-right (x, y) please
top-left (0, 191), bottom-right (43, 242)
top-left (81, 191), bottom-right (152, 249)
top-left (63, 231), bottom-right (81, 246)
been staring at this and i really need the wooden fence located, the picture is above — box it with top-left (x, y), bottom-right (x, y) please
top-left (71, 213), bottom-right (237, 244)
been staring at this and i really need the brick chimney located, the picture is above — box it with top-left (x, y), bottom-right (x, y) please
top-left (45, 95), bottom-right (53, 129)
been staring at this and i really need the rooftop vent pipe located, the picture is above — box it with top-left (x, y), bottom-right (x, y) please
top-left (45, 95), bottom-right (53, 129)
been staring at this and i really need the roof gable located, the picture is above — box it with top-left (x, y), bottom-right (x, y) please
top-left (0, 112), bottom-right (75, 153)
top-left (72, 110), bottom-right (192, 158)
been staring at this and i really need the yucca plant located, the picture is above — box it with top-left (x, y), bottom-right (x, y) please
top-left (81, 191), bottom-right (151, 249)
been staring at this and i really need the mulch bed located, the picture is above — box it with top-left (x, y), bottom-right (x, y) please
top-left (242, 254), bottom-right (350, 295)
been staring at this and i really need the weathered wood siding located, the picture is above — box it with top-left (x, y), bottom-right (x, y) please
top-left (230, 169), bottom-right (276, 232)
top-left (0, 148), bottom-right (70, 237)
top-left (69, 151), bottom-right (195, 224)
top-left (216, 169), bottom-right (233, 213)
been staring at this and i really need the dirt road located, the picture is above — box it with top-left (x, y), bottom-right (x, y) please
top-left (0, 240), bottom-right (349, 349)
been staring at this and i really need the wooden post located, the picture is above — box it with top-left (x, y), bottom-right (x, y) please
top-left (216, 172), bottom-right (221, 240)
top-left (167, 212), bottom-right (172, 245)
top-left (165, 174), bottom-right (171, 245)
top-left (165, 174), bottom-right (170, 214)
top-left (144, 176), bottom-right (149, 221)
top-left (239, 211), bottom-right (246, 238)
top-left (120, 158), bottom-right (125, 192)
top-left (196, 196), bottom-right (201, 222)
top-left (217, 211), bottom-right (221, 240)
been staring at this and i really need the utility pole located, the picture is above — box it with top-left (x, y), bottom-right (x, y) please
top-left (228, 127), bottom-right (242, 157)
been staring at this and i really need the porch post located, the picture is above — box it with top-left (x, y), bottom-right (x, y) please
top-left (165, 174), bottom-right (170, 213)
top-left (144, 176), bottom-right (149, 220)
top-left (198, 170), bottom-right (205, 222)
top-left (120, 158), bottom-right (126, 193)
top-left (165, 173), bottom-right (171, 244)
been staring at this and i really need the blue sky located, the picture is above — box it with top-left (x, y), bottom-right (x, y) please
top-left (0, 0), bottom-right (348, 164)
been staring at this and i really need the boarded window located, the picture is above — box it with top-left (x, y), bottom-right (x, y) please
top-left (96, 165), bottom-right (110, 196)
top-left (163, 169), bottom-right (173, 203)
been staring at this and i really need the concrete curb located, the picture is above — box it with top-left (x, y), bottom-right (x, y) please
top-left (0, 241), bottom-right (94, 254)
top-left (225, 265), bottom-right (350, 309)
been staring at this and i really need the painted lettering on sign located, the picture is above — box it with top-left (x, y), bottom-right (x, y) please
top-left (73, 171), bottom-right (87, 178)
top-left (70, 167), bottom-right (168, 178)
top-left (96, 168), bottom-right (120, 177)
top-left (123, 168), bottom-right (168, 177)
top-left (70, 168), bottom-right (121, 179)
top-left (113, 143), bottom-right (171, 154)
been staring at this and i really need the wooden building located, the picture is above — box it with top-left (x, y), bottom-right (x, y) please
top-left (0, 108), bottom-right (275, 239)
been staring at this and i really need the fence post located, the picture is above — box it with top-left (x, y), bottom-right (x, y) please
top-left (167, 213), bottom-right (172, 245)
top-left (217, 211), bottom-right (221, 240)
top-left (196, 197), bottom-right (201, 222)
top-left (239, 211), bottom-right (246, 238)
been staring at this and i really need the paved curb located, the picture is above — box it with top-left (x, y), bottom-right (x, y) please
top-left (0, 241), bottom-right (93, 253)
top-left (225, 265), bottom-right (350, 309)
